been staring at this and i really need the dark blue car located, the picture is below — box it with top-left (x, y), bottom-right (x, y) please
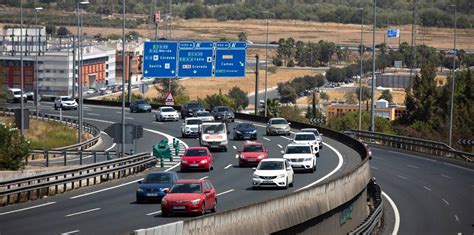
top-left (233, 123), bottom-right (258, 140)
top-left (136, 172), bottom-right (180, 203)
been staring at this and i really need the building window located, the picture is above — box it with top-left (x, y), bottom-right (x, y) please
top-left (45, 69), bottom-right (50, 73)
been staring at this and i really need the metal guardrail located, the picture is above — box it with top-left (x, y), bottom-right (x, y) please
top-left (351, 129), bottom-right (474, 162)
top-left (349, 179), bottom-right (383, 235)
top-left (0, 153), bottom-right (156, 206)
top-left (28, 150), bottom-right (118, 167)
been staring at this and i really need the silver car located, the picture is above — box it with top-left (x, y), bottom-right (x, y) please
top-left (266, 118), bottom-right (291, 136)
top-left (54, 96), bottom-right (78, 110)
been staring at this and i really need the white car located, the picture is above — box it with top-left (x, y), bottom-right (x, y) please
top-left (194, 111), bottom-right (215, 122)
top-left (155, 106), bottom-right (179, 122)
top-left (283, 144), bottom-right (317, 173)
top-left (181, 117), bottom-right (202, 138)
top-left (7, 88), bottom-right (27, 103)
top-left (54, 96), bottom-right (78, 110)
top-left (300, 128), bottom-right (323, 149)
top-left (85, 88), bottom-right (96, 94)
top-left (252, 159), bottom-right (294, 189)
top-left (292, 132), bottom-right (320, 157)
top-left (200, 122), bottom-right (228, 152)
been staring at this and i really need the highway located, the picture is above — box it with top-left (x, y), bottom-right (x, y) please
top-left (1, 102), bottom-right (473, 234)
top-left (0, 103), bottom-right (361, 235)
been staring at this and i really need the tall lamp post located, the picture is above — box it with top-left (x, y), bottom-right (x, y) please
top-left (121, 0), bottom-right (126, 156)
top-left (448, 4), bottom-right (457, 147)
top-left (370, 0), bottom-right (376, 132)
top-left (409, 0), bottom-right (417, 84)
top-left (263, 12), bottom-right (270, 117)
top-left (20, 0), bottom-right (24, 136)
top-left (34, 6), bottom-right (43, 119)
top-left (357, 7), bottom-right (364, 131)
top-left (77, 0), bottom-right (89, 146)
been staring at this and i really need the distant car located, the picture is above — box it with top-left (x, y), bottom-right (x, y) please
top-left (54, 96), bottom-right (78, 110)
top-left (292, 132), bottom-right (320, 157)
top-left (85, 88), bottom-right (97, 94)
top-left (200, 122), bottom-right (228, 152)
top-left (130, 99), bottom-right (152, 113)
top-left (194, 111), bottom-right (215, 122)
top-left (211, 106), bottom-right (235, 122)
top-left (155, 106), bottom-right (179, 122)
top-left (233, 122), bottom-right (257, 140)
top-left (283, 144), bottom-right (317, 172)
top-left (266, 118), bottom-right (291, 136)
top-left (136, 172), bottom-right (180, 203)
top-left (7, 88), bottom-right (27, 103)
top-left (180, 147), bottom-right (214, 172)
top-left (238, 142), bottom-right (268, 167)
top-left (181, 117), bottom-right (202, 138)
top-left (301, 128), bottom-right (323, 149)
top-left (342, 130), bottom-right (356, 139)
top-left (99, 87), bottom-right (112, 95)
top-left (181, 101), bottom-right (205, 118)
top-left (252, 159), bottom-right (294, 189)
top-left (161, 179), bottom-right (217, 217)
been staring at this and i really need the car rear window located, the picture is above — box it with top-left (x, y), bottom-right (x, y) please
top-left (286, 146), bottom-right (312, 154)
top-left (257, 161), bottom-right (284, 170)
top-left (271, 119), bottom-right (287, 124)
top-left (243, 145), bottom-right (263, 152)
top-left (170, 183), bottom-right (201, 193)
top-left (203, 124), bottom-right (225, 134)
top-left (197, 112), bottom-right (210, 116)
top-left (295, 134), bottom-right (316, 141)
top-left (186, 119), bottom-right (202, 125)
top-left (144, 174), bottom-right (171, 183)
top-left (217, 107), bottom-right (229, 112)
top-left (238, 123), bottom-right (254, 129)
top-left (162, 108), bottom-right (175, 112)
top-left (61, 97), bottom-right (74, 101)
top-left (136, 100), bottom-right (147, 104)
top-left (185, 149), bottom-right (207, 157)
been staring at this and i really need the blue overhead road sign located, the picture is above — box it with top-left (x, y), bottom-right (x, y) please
top-left (215, 41), bottom-right (247, 78)
top-left (143, 41), bottom-right (178, 78)
top-left (387, 29), bottom-right (399, 38)
top-left (178, 41), bottom-right (213, 77)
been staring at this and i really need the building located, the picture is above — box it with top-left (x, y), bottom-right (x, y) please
top-left (325, 100), bottom-right (407, 121)
top-left (368, 73), bottom-right (411, 89)
top-left (0, 28), bottom-right (116, 98)
top-left (115, 42), bottom-right (143, 85)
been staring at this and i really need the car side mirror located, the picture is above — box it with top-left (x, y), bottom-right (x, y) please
top-left (288, 122), bottom-right (291, 125)
top-left (252, 167), bottom-right (256, 171)
top-left (137, 181), bottom-right (142, 184)
top-left (287, 167), bottom-right (292, 170)
top-left (204, 189), bottom-right (211, 194)
top-left (163, 188), bottom-right (169, 193)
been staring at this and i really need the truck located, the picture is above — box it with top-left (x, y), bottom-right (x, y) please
top-left (199, 122), bottom-right (228, 152)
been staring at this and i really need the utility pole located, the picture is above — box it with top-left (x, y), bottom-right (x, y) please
top-left (20, 0), bottom-right (24, 136)
top-left (264, 17), bottom-right (269, 117)
top-left (34, 6), bottom-right (42, 119)
top-left (254, 54), bottom-right (259, 116)
top-left (448, 4), bottom-right (457, 147)
top-left (370, 0), bottom-right (376, 132)
top-left (122, 0), bottom-right (126, 156)
top-left (154, 0), bottom-right (159, 40)
top-left (358, 7), bottom-right (364, 131)
top-left (409, 0), bottom-right (417, 85)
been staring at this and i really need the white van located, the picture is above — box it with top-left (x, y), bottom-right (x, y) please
top-left (7, 88), bottom-right (27, 103)
top-left (199, 122), bottom-right (228, 152)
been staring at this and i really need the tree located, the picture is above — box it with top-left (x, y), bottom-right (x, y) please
top-left (0, 77), bottom-right (6, 106)
top-left (327, 111), bottom-right (394, 133)
top-left (0, 123), bottom-right (31, 170)
top-left (57, 26), bottom-right (71, 36)
top-left (320, 92), bottom-right (329, 101)
top-left (318, 40), bottom-right (335, 66)
top-left (184, 4), bottom-right (210, 19)
top-left (45, 25), bottom-right (56, 35)
top-left (344, 92), bottom-right (357, 104)
top-left (266, 98), bottom-right (281, 117)
top-left (279, 85), bottom-right (297, 104)
top-left (280, 105), bottom-right (307, 123)
top-left (379, 89), bottom-right (393, 103)
top-left (355, 86), bottom-right (371, 110)
top-left (153, 78), bottom-right (187, 104)
top-left (326, 67), bottom-right (345, 83)
top-left (202, 94), bottom-right (236, 110)
top-left (228, 86), bottom-right (248, 111)
top-left (237, 32), bottom-right (248, 41)
top-left (126, 31), bottom-right (142, 41)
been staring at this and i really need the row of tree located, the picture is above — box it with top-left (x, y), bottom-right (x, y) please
top-left (276, 74), bottom-right (325, 103)
top-left (273, 38), bottom-right (340, 67)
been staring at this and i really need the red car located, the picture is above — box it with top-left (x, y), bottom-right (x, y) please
top-left (238, 142), bottom-right (268, 167)
top-left (180, 147), bottom-right (214, 172)
top-left (161, 179), bottom-right (217, 216)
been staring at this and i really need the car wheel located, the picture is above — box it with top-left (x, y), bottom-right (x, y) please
top-left (162, 210), bottom-right (169, 217)
top-left (284, 178), bottom-right (289, 190)
top-left (211, 199), bottom-right (217, 213)
top-left (54, 105), bottom-right (58, 110)
top-left (252, 186), bottom-right (258, 190)
top-left (223, 147), bottom-right (227, 152)
top-left (309, 165), bottom-right (315, 173)
top-left (181, 133), bottom-right (185, 138)
top-left (201, 203), bottom-right (206, 215)
top-left (266, 130), bottom-right (270, 136)
top-left (290, 181), bottom-right (294, 187)
top-left (136, 198), bottom-right (143, 204)
top-left (317, 152), bottom-right (320, 158)
top-left (180, 168), bottom-right (186, 173)
top-left (149, 109), bottom-right (152, 112)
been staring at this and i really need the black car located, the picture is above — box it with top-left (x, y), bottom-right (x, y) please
top-left (130, 99), bottom-right (152, 113)
top-left (181, 101), bottom-right (205, 118)
top-left (136, 172), bottom-right (180, 203)
top-left (233, 123), bottom-right (258, 140)
top-left (211, 106), bottom-right (235, 122)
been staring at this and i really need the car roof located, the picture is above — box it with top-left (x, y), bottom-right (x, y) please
top-left (175, 179), bottom-right (205, 184)
top-left (260, 158), bottom-right (285, 162)
top-left (295, 132), bottom-right (316, 136)
top-left (287, 143), bottom-right (312, 147)
top-left (270, 118), bottom-right (286, 121)
top-left (185, 117), bottom-right (201, 121)
top-left (9, 88), bottom-right (21, 91)
top-left (196, 110), bottom-right (210, 113)
top-left (301, 128), bottom-right (318, 131)
top-left (160, 106), bottom-right (174, 109)
top-left (186, 147), bottom-right (208, 151)
top-left (59, 96), bottom-right (72, 98)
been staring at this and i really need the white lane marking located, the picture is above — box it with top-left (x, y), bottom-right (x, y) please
top-left (224, 164), bottom-right (232, 169)
top-left (442, 198), bottom-right (450, 206)
top-left (125, 117), bottom-right (134, 120)
top-left (382, 191), bottom-right (400, 235)
top-left (370, 166), bottom-right (379, 170)
top-left (277, 144), bottom-right (283, 149)
top-left (106, 143), bottom-right (117, 151)
top-left (295, 142), bottom-right (343, 192)
top-left (423, 186), bottom-right (432, 191)
top-left (443, 163), bottom-right (474, 172)
top-left (263, 137), bottom-right (271, 141)
top-left (146, 210), bottom-right (162, 216)
top-left (235, 154), bottom-right (239, 159)
top-left (372, 156), bottom-right (383, 160)
top-left (388, 150), bottom-right (437, 162)
top-left (70, 179), bottom-right (142, 199)
top-left (200, 176), bottom-right (209, 180)
top-left (280, 136), bottom-right (292, 140)
top-left (0, 201), bottom-right (56, 216)
top-left (233, 146), bottom-right (237, 150)
top-left (65, 208), bottom-right (101, 217)
top-left (407, 164), bottom-right (419, 169)
top-left (61, 230), bottom-right (80, 235)
top-left (441, 174), bottom-right (452, 179)
top-left (87, 113), bottom-right (100, 116)
top-left (153, 121), bottom-right (164, 125)
top-left (454, 214), bottom-right (459, 222)
top-left (216, 189), bottom-right (234, 196)
top-left (396, 175), bottom-right (408, 180)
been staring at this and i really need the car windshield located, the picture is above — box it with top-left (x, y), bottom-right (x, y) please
top-left (162, 108), bottom-right (175, 112)
top-left (295, 134), bottom-right (316, 141)
top-left (237, 123), bottom-right (254, 129)
top-left (202, 124), bottom-right (225, 134)
top-left (186, 119), bottom-right (202, 125)
top-left (243, 145), bottom-right (263, 152)
top-left (197, 112), bottom-right (210, 117)
top-left (257, 161), bottom-right (284, 170)
top-left (271, 119), bottom-right (287, 125)
top-left (144, 174), bottom-right (171, 184)
top-left (286, 146), bottom-right (312, 154)
top-left (185, 149), bottom-right (207, 157)
top-left (170, 183), bottom-right (201, 193)
top-left (217, 107), bottom-right (229, 112)
top-left (302, 129), bottom-right (320, 136)
top-left (61, 97), bottom-right (74, 101)
top-left (136, 100), bottom-right (147, 104)
top-left (13, 91), bottom-right (21, 95)
top-left (188, 103), bottom-right (202, 109)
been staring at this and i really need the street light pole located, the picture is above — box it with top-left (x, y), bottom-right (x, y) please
top-left (76, 0), bottom-right (81, 143)
top-left (34, 6), bottom-right (43, 119)
top-left (264, 16), bottom-right (269, 117)
top-left (78, 1), bottom-right (89, 147)
top-left (370, 0), bottom-right (376, 132)
top-left (409, 0), bottom-right (417, 85)
top-left (358, 8), bottom-right (364, 131)
top-left (20, 0), bottom-right (24, 136)
top-left (448, 4), bottom-right (457, 147)
top-left (122, 0), bottom-right (126, 156)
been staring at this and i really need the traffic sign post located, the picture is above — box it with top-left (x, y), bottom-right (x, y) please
top-left (214, 42), bottom-right (247, 78)
top-left (387, 29), bottom-right (400, 38)
top-left (178, 41), bottom-right (213, 77)
top-left (143, 41), bottom-right (178, 78)
top-left (164, 92), bottom-right (175, 105)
